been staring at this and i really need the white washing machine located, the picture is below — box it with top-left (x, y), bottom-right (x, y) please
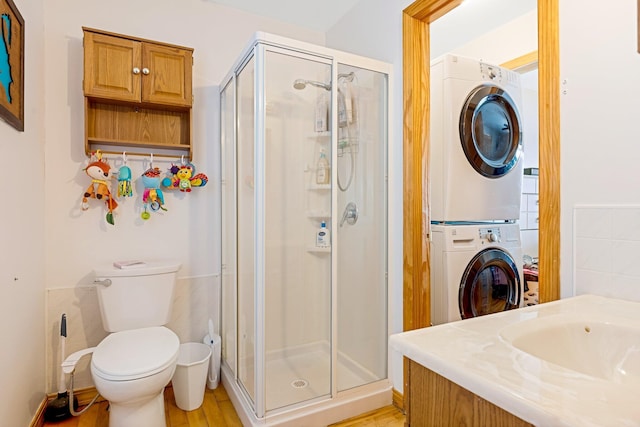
top-left (430, 53), bottom-right (524, 222)
top-left (430, 223), bottom-right (524, 325)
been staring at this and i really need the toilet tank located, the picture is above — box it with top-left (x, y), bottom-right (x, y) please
top-left (93, 261), bottom-right (181, 332)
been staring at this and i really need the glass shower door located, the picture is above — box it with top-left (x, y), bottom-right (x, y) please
top-left (335, 64), bottom-right (388, 392)
top-left (262, 47), bottom-right (333, 412)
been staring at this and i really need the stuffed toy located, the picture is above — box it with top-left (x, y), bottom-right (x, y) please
top-left (162, 162), bottom-right (208, 193)
top-left (82, 151), bottom-right (118, 225)
top-left (117, 164), bottom-right (133, 198)
top-left (141, 167), bottom-right (166, 220)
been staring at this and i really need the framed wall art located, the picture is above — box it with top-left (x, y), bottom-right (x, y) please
top-left (0, 0), bottom-right (23, 131)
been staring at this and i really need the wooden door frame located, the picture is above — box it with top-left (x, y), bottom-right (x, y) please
top-left (402, 0), bottom-right (560, 333)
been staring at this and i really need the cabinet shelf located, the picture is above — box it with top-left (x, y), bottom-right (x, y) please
top-left (85, 98), bottom-right (192, 158)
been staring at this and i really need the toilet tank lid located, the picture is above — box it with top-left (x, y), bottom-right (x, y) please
top-left (94, 260), bottom-right (181, 278)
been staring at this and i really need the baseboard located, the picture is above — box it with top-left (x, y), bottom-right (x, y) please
top-left (31, 386), bottom-right (106, 426)
top-left (62, 386), bottom-right (106, 406)
top-left (392, 388), bottom-right (404, 412)
top-left (29, 398), bottom-right (47, 427)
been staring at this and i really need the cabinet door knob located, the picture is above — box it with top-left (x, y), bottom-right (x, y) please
top-left (132, 67), bottom-right (140, 75)
top-left (142, 68), bottom-right (150, 75)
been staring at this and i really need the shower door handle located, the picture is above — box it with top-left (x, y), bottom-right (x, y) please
top-left (340, 202), bottom-right (358, 227)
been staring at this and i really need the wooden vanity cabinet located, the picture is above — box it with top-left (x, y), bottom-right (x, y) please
top-left (406, 359), bottom-right (534, 427)
top-left (82, 27), bottom-right (193, 157)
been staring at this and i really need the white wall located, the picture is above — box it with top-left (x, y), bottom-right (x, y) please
top-left (0, 1), bottom-right (46, 425)
top-left (432, 10), bottom-right (537, 64)
top-left (40, 0), bottom-right (325, 396)
top-left (560, 0), bottom-right (640, 300)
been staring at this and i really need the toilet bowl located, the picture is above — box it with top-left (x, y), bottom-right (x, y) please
top-left (76, 260), bottom-right (182, 427)
top-left (91, 326), bottom-right (179, 427)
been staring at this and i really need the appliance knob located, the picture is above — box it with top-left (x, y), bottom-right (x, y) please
top-left (488, 233), bottom-right (499, 242)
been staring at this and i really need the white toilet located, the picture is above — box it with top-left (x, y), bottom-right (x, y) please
top-left (90, 261), bottom-right (181, 427)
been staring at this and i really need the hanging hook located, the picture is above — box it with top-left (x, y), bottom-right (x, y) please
top-left (122, 151), bottom-right (127, 164)
top-left (95, 149), bottom-right (102, 161)
top-left (181, 155), bottom-right (185, 166)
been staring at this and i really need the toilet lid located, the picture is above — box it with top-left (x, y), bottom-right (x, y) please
top-left (92, 326), bottom-right (179, 381)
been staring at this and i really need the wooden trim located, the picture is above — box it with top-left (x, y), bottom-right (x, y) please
top-left (501, 50), bottom-right (538, 71)
top-left (404, 0), bottom-right (463, 23)
top-left (32, 388), bottom-right (106, 426)
top-left (392, 387), bottom-right (404, 411)
top-left (537, 0), bottom-right (561, 303)
top-left (29, 398), bottom-right (47, 427)
top-left (62, 386), bottom-right (106, 406)
top-left (402, 11), bottom-right (430, 335)
top-left (402, 0), bottom-right (561, 332)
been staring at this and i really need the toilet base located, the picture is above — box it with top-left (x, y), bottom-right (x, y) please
top-left (108, 389), bottom-right (166, 427)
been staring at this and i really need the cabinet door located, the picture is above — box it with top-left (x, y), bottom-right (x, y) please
top-left (83, 32), bottom-right (141, 102)
top-left (141, 43), bottom-right (192, 107)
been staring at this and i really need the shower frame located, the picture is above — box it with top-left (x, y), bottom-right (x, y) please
top-left (220, 32), bottom-right (393, 425)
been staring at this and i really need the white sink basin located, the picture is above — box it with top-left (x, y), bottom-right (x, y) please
top-left (500, 313), bottom-right (640, 384)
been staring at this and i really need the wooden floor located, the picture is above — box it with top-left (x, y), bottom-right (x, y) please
top-left (43, 384), bottom-right (405, 427)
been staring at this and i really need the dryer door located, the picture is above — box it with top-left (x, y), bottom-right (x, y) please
top-left (459, 84), bottom-right (522, 178)
top-left (459, 247), bottom-right (521, 319)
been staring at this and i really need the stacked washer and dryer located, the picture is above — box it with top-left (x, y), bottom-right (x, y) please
top-left (429, 54), bottom-right (525, 325)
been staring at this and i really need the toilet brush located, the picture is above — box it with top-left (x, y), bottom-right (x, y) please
top-left (44, 314), bottom-right (78, 421)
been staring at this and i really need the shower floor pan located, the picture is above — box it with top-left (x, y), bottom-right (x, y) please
top-left (224, 342), bottom-right (391, 426)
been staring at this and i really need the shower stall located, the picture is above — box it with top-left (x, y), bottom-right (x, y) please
top-left (220, 33), bottom-right (391, 426)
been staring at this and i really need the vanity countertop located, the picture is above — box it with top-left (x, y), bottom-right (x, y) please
top-left (389, 295), bottom-right (640, 427)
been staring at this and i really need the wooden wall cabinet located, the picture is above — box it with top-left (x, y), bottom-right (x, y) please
top-left (83, 27), bottom-right (194, 158)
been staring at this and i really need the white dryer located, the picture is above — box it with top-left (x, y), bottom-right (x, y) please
top-left (430, 223), bottom-right (523, 326)
top-left (430, 54), bottom-right (524, 222)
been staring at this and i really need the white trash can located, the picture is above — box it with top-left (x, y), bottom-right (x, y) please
top-left (172, 342), bottom-right (212, 411)
top-left (203, 333), bottom-right (221, 389)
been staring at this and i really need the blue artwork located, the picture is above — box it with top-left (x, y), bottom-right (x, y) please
top-left (0, 13), bottom-right (12, 104)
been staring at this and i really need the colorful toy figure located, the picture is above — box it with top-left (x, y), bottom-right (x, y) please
top-left (82, 151), bottom-right (118, 225)
top-left (141, 167), bottom-right (166, 220)
top-left (118, 164), bottom-right (133, 198)
top-left (162, 163), bottom-right (208, 193)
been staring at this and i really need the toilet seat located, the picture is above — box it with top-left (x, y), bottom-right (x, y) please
top-left (92, 326), bottom-right (179, 381)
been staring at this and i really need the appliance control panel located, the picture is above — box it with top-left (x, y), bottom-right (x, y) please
top-left (479, 227), bottom-right (501, 243)
top-left (480, 62), bottom-right (502, 82)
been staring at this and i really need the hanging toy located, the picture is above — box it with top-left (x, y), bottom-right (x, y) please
top-left (141, 166), bottom-right (166, 220)
top-left (162, 158), bottom-right (208, 193)
top-left (117, 152), bottom-right (133, 198)
top-left (81, 150), bottom-right (118, 225)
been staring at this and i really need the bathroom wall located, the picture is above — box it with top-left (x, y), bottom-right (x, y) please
top-left (41, 0), bottom-right (325, 393)
top-left (560, 0), bottom-right (640, 300)
top-left (0, 1), bottom-right (46, 425)
top-left (574, 206), bottom-right (640, 300)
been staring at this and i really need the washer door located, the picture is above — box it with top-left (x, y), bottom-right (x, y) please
top-left (459, 248), bottom-right (521, 319)
top-left (459, 84), bottom-right (522, 178)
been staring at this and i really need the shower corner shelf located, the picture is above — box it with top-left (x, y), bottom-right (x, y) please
top-left (306, 211), bottom-right (331, 220)
top-left (306, 246), bottom-right (331, 254)
top-left (308, 131), bottom-right (331, 139)
top-left (307, 183), bottom-right (331, 191)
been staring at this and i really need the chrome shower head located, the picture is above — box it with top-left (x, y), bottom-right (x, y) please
top-left (292, 79), bottom-right (331, 91)
top-left (338, 72), bottom-right (355, 82)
